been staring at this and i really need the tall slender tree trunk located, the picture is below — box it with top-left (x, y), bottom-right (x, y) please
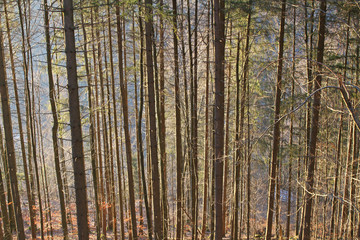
top-left (172, 0), bottom-right (183, 237)
top-left (63, 0), bottom-right (89, 237)
top-left (303, 1), bottom-right (327, 239)
top-left (340, 12), bottom-right (352, 239)
top-left (105, 4), bottom-right (118, 237)
top-left (90, 10), bottom-right (106, 237)
top-left (80, 10), bottom-right (100, 239)
top-left (132, 13), bottom-right (144, 236)
top-left (157, 1), bottom-right (169, 236)
top-left (94, 9), bottom-right (112, 235)
top-left (0, 27), bottom-right (25, 240)
top-left (201, 3), bottom-right (211, 238)
top-left (44, 1), bottom-right (69, 238)
top-left (265, 1), bottom-right (286, 239)
top-left (232, 32), bottom-right (242, 240)
top-left (213, 0), bottom-right (226, 237)
top-left (144, 0), bottom-right (163, 237)
top-left (286, 5), bottom-right (296, 239)
top-left (137, 2), bottom-right (153, 238)
top-left (222, 20), bottom-right (232, 237)
top-left (298, 3), bottom-right (315, 237)
top-left (185, 0), bottom-right (198, 234)
top-left (116, 5), bottom-right (138, 239)
top-left (243, 3), bottom-right (252, 238)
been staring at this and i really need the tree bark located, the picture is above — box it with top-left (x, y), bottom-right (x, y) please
top-left (80, 10), bottom-right (101, 239)
top-left (116, 5), bottom-right (138, 239)
top-left (286, 5), bottom-right (296, 239)
top-left (172, 0), bottom-right (183, 237)
top-left (265, 1), bottom-right (286, 239)
top-left (201, 3), bottom-right (211, 238)
top-left (303, 1), bottom-right (327, 238)
top-left (144, 0), bottom-right (163, 237)
top-left (213, 0), bottom-right (226, 237)
top-left (45, 0), bottom-right (69, 238)
top-left (0, 27), bottom-right (25, 240)
top-left (137, 2), bottom-right (153, 238)
top-left (63, 0), bottom-right (89, 238)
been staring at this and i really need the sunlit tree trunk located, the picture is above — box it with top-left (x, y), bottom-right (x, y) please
top-left (222, 20), bottom-right (232, 237)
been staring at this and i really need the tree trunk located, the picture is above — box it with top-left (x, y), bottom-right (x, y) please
top-left (90, 9), bottom-right (107, 237)
top-left (63, 0), bottom-right (89, 237)
top-left (105, 4), bottom-right (118, 237)
top-left (286, 5), bottom-right (296, 239)
top-left (137, 1), bottom-right (153, 238)
top-left (132, 13), bottom-right (144, 237)
top-left (172, 0), bottom-right (183, 237)
top-left (144, 0), bottom-right (163, 237)
top-left (222, 20), bottom-right (232, 237)
top-left (244, 3), bottom-right (252, 238)
top-left (265, 1), bottom-right (286, 239)
top-left (44, 1), bottom-right (69, 238)
top-left (213, 0), bottom-right (226, 237)
top-left (0, 27), bottom-right (25, 240)
top-left (157, 1), bottom-right (169, 236)
top-left (80, 11), bottom-right (101, 239)
top-left (340, 12), bottom-right (352, 239)
top-left (232, 32), bottom-right (242, 240)
top-left (116, 5), bottom-right (138, 239)
top-left (201, 3), bottom-right (211, 238)
top-left (303, 1), bottom-right (327, 238)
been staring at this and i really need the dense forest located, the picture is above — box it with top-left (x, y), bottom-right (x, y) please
top-left (0, 0), bottom-right (359, 239)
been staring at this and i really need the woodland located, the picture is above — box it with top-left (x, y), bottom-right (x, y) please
top-left (0, 0), bottom-right (359, 239)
